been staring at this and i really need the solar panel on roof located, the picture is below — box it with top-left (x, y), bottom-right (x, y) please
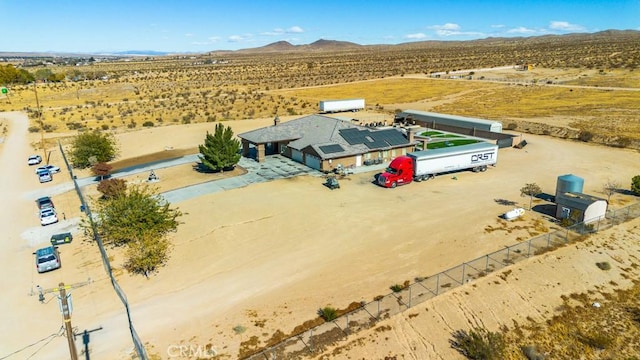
top-left (319, 144), bottom-right (345, 154)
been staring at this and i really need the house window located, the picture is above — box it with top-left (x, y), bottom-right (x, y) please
top-left (561, 207), bottom-right (571, 219)
top-left (280, 144), bottom-right (286, 154)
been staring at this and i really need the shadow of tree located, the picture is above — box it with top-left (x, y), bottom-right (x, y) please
top-left (192, 163), bottom-right (235, 174)
top-left (494, 198), bottom-right (518, 206)
top-left (535, 192), bottom-right (555, 202)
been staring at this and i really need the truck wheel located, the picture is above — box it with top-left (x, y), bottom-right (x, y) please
top-left (391, 182), bottom-right (397, 188)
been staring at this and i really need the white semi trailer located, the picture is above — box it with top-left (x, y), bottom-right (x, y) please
top-left (378, 142), bottom-right (498, 188)
top-left (319, 98), bottom-right (365, 113)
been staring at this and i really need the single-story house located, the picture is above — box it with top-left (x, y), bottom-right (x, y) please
top-left (238, 114), bottom-right (415, 172)
top-left (555, 192), bottom-right (608, 224)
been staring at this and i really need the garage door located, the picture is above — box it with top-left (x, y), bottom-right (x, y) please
top-left (291, 149), bottom-right (303, 163)
top-left (304, 154), bottom-right (321, 170)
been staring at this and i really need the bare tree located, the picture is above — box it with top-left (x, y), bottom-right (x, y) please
top-left (520, 183), bottom-right (542, 210)
top-left (602, 179), bottom-right (620, 202)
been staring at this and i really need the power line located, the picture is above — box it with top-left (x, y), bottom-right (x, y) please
top-left (0, 327), bottom-right (64, 360)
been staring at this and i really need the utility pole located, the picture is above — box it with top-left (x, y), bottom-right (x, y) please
top-left (33, 81), bottom-right (47, 162)
top-left (59, 282), bottom-right (79, 360)
top-left (36, 278), bottom-right (92, 360)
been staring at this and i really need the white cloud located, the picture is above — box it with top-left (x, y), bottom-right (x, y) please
top-left (262, 26), bottom-right (305, 36)
top-left (491, 24), bottom-right (506, 29)
top-left (549, 21), bottom-right (585, 32)
top-left (405, 33), bottom-right (427, 39)
top-left (507, 27), bottom-right (537, 34)
top-left (431, 23), bottom-right (461, 31)
top-left (287, 26), bottom-right (304, 33)
top-left (428, 23), bottom-right (482, 37)
top-left (185, 33), bottom-right (194, 37)
top-left (228, 35), bottom-right (248, 42)
top-left (191, 36), bottom-right (221, 46)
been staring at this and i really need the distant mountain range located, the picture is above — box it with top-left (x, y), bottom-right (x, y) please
top-left (1, 30), bottom-right (638, 58)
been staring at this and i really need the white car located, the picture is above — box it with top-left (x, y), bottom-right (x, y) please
top-left (28, 155), bottom-right (42, 165)
top-left (40, 208), bottom-right (58, 226)
top-left (35, 164), bottom-right (61, 174)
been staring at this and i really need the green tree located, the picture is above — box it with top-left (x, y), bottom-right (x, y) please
top-left (0, 64), bottom-right (33, 84)
top-left (632, 175), bottom-right (640, 195)
top-left (34, 68), bottom-right (53, 82)
top-left (90, 184), bottom-right (181, 248)
top-left (198, 123), bottom-right (241, 172)
top-left (123, 232), bottom-right (170, 278)
top-left (520, 183), bottom-right (542, 210)
top-left (69, 130), bottom-right (118, 168)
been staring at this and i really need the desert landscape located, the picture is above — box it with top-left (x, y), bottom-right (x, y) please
top-left (1, 31), bottom-right (640, 360)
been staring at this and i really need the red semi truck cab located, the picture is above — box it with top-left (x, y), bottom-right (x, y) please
top-left (377, 156), bottom-right (413, 188)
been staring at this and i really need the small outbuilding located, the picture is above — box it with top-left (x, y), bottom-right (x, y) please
top-left (555, 192), bottom-right (608, 224)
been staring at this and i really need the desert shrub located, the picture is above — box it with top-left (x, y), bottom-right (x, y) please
top-left (390, 284), bottom-right (404, 292)
top-left (631, 175), bottom-right (640, 195)
top-left (596, 261), bottom-right (611, 270)
top-left (66, 121), bottom-right (85, 130)
top-left (318, 306), bottom-right (338, 322)
top-left (506, 123), bottom-right (517, 130)
top-left (28, 126), bottom-right (40, 133)
top-left (142, 121), bottom-right (154, 127)
top-left (575, 330), bottom-right (614, 350)
top-left (578, 130), bottom-right (594, 142)
top-left (522, 345), bottom-right (545, 360)
top-left (450, 327), bottom-right (505, 360)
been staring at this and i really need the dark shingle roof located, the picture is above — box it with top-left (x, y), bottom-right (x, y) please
top-left (238, 114), bottom-right (411, 160)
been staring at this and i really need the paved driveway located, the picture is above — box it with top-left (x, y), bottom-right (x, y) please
top-left (161, 155), bottom-right (323, 203)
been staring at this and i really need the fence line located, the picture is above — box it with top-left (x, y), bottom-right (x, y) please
top-left (58, 141), bottom-right (148, 360)
top-left (245, 202), bottom-right (640, 359)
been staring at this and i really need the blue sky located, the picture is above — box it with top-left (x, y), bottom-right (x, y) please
top-left (1, 0), bottom-right (638, 54)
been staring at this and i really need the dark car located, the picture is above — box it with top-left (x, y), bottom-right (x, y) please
top-left (36, 196), bottom-right (54, 210)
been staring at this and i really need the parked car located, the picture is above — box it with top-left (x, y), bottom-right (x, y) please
top-left (39, 207), bottom-right (58, 226)
top-left (34, 164), bottom-right (60, 174)
top-left (37, 169), bottom-right (52, 183)
top-left (34, 246), bottom-right (61, 273)
top-left (28, 155), bottom-right (42, 165)
top-left (36, 196), bottom-right (55, 210)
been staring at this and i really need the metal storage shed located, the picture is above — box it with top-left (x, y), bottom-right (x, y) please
top-left (396, 110), bottom-right (503, 133)
top-left (555, 192), bottom-right (608, 224)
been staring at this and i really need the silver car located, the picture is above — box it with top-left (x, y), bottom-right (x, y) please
top-left (37, 169), bottom-right (52, 183)
top-left (34, 246), bottom-right (61, 273)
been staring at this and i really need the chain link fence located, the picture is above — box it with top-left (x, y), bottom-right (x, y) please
top-left (58, 141), bottom-right (148, 360)
top-left (246, 202), bottom-right (640, 359)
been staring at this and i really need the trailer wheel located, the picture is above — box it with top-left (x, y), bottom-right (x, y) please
top-left (391, 182), bottom-right (397, 188)
top-left (415, 177), bottom-right (422, 182)
top-left (480, 166), bottom-right (487, 172)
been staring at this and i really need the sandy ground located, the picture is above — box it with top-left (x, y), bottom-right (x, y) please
top-left (1, 110), bottom-right (639, 359)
